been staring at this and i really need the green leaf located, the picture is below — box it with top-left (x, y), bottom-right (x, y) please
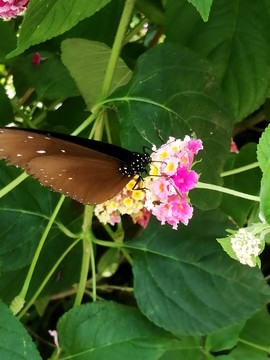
top-left (165, 0), bottom-right (270, 121)
top-left (127, 211), bottom-right (270, 336)
top-left (136, 0), bottom-right (165, 25)
top-left (220, 143), bottom-right (261, 226)
top-left (97, 248), bottom-right (120, 277)
top-left (61, 39), bottom-right (132, 108)
top-left (217, 231), bottom-right (239, 262)
top-left (257, 123), bottom-right (270, 173)
top-left (230, 343), bottom-right (268, 360)
top-left (260, 159), bottom-right (270, 224)
top-left (0, 301), bottom-right (41, 359)
top-left (46, 97), bottom-right (91, 133)
top-left (109, 43), bottom-right (234, 209)
top-left (205, 323), bottom-right (245, 352)
top-left (0, 84), bottom-right (14, 125)
top-left (186, 0), bottom-right (213, 21)
top-left (239, 307), bottom-right (270, 351)
top-left (57, 301), bottom-right (201, 359)
top-left (8, 0), bottom-right (111, 57)
top-left (0, 198), bottom-right (83, 305)
top-left (0, 20), bottom-right (17, 63)
top-left (0, 163), bottom-right (53, 272)
top-left (11, 51), bottom-right (80, 100)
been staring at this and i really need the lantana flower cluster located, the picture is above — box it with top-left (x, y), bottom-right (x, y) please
top-left (231, 227), bottom-right (265, 267)
top-left (144, 136), bottom-right (203, 229)
top-left (0, 0), bottom-right (29, 20)
top-left (95, 136), bottom-right (203, 230)
top-left (94, 177), bottom-right (151, 228)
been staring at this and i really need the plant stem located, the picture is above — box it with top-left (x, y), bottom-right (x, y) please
top-left (18, 237), bottom-right (81, 319)
top-left (71, 110), bottom-right (98, 136)
top-left (221, 162), bottom-right (260, 177)
top-left (239, 338), bottom-right (270, 353)
top-left (89, 230), bottom-right (96, 302)
top-left (197, 182), bottom-right (260, 202)
top-left (74, 206), bottom-right (94, 306)
top-left (93, 238), bottom-right (124, 248)
top-left (12, 196), bottom-right (65, 315)
top-left (0, 172), bottom-right (28, 199)
top-left (99, 0), bottom-right (136, 99)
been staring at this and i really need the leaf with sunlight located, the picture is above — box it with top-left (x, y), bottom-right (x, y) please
top-left (61, 39), bottom-right (132, 108)
top-left (257, 123), bottom-right (270, 173)
top-left (8, 0), bottom-right (111, 57)
top-left (187, 0), bottom-right (213, 21)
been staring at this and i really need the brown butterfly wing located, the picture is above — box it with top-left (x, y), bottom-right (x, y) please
top-left (0, 129), bottom-right (130, 204)
top-left (28, 156), bottom-right (129, 204)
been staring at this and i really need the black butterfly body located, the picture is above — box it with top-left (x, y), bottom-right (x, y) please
top-left (0, 128), bottom-right (151, 205)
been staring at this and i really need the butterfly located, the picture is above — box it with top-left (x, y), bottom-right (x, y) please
top-left (0, 128), bottom-right (151, 205)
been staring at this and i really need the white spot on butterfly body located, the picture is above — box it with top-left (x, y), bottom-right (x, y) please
top-left (27, 136), bottom-right (34, 139)
top-left (61, 149), bottom-right (66, 153)
top-left (68, 177), bottom-right (73, 180)
top-left (45, 137), bottom-right (51, 140)
top-left (36, 150), bottom-right (46, 154)
top-left (17, 154), bottom-right (22, 157)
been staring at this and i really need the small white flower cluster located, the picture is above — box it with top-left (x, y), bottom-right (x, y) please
top-left (231, 228), bottom-right (261, 267)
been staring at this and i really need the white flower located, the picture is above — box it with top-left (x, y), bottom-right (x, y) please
top-left (231, 228), bottom-right (262, 267)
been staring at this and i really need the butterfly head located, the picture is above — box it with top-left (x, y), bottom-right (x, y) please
top-left (119, 151), bottom-right (151, 178)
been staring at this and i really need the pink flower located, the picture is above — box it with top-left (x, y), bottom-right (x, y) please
top-left (172, 168), bottom-right (198, 194)
top-left (152, 203), bottom-right (172, 225)
top-left (144, 136), bottom-right (203, 229)
top-left (32, 52), bottom-right (47, 67)
top-left (187, 139), bottom-right (203, 155)
top-left (32, 52), bottom-right (41, 67)
top-left (133, 208), bottom-right (151, 228)
top-left (152, 178), bottom-right (171, 199)
top-left (0, 0), bottom-right (29, 20)
top-left (171, 197), bottom-right (193, 227)
top-left (230, 138), bottom-right (239, 153)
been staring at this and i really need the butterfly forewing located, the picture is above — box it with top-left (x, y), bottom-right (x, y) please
top-left (0, 129), bottom-right (131, 205)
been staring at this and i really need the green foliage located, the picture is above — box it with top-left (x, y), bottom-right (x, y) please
top-left (257, 123), bottom-right (270, 173)
top-left (57, 301), bottom-right (201, 359)
top-left (61, 39), bottom-right (132, 107)
top-left (186, 0), bottom-right (213, 21)
top-left (8, 0), bottom-right (111, 57)
top-left (221, 143), bottom-right (261, 226)
top-left (130, 213), bottom-right (269, 335)
top-left (165, 0), bottom-right (270, 122)
top-left (0, 301), bottom-right (41, 359)
top-left (0, 0), bottom-right (269, 359)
